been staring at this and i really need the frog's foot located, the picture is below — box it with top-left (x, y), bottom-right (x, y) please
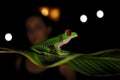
top-left (61, 50), bottom-right (69, 53)
top-left (57, 50), bottom-right (69, 56)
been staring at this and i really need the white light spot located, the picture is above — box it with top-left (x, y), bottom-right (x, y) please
top-left (5, 33), bottom-right (12, 41)
top-left (80, 15), bottom-right (88, 23)
top-left (97, 10), bottom-right (104, 18)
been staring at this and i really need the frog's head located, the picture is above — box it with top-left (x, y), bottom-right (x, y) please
top-left (57, 29), bottom-right (78, 48)
top-left (60, 29), bottom-right (78, 44)
top-left (63, 29), bottom-right (78, 39)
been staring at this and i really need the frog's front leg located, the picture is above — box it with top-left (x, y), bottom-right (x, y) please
top-left (54, 44), bottom-right (69, 55)
top-left (54, 44), bottom-right (61, 55)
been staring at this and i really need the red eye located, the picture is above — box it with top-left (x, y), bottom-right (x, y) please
top-left (66, 29), bottom-right (71, 36)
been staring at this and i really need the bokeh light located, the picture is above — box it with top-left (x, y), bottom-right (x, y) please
top-left (80, 15), bottom-right (88, 23)
top-left (50, 8), bottom-right (60, 21)
top-left (5, 33), bottom-right (12, 41)
top-left (40, 7), bottom-right (49, 16)
top-left (97, 10), bottom-right (104, 18)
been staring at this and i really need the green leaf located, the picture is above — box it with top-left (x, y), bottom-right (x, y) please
top-left (66, 49), bottom-right (120, 76)
top-left (0, 48), bottom-right (120, 76)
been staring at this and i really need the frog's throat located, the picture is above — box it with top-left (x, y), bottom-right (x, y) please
top-left (56, 38), bottom-right (71, 48)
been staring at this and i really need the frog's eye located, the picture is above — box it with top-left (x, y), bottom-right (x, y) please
top-left (66, 29), bottom-right (71, 36)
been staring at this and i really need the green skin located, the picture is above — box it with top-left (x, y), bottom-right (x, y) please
top-left (31, 30), bottom-right (78, 55)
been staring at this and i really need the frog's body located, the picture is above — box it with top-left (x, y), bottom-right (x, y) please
top-left (31, 30), bottom-right (78, 55)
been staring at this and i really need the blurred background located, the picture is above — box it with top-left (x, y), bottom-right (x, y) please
top-left (0, 0), bottom-right (120, 52)
top-left (0, 0), bottom-right (120, 80)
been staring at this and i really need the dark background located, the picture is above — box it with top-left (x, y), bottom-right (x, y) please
top-left (0, 0), bottom-right (120, 52)
top-left (0, 0), bottom-right (120, 80)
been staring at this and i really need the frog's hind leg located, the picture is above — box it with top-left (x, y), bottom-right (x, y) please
top-left (31, 45), bottom-right (50, 55)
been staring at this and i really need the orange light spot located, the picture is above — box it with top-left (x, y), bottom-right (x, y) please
top-left (50, 8), bottom-right (60, 21)
top-left (40, 7), bottom-right (49, 16)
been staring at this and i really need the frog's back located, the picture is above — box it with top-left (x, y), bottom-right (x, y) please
top-left (40, 34), bottom-right (63, 45)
